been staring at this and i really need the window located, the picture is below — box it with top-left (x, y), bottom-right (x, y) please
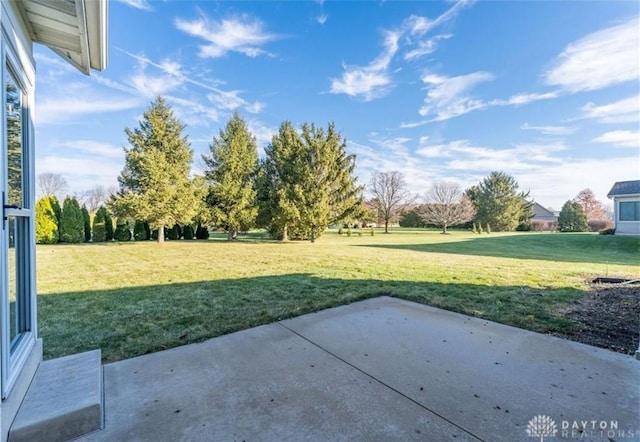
top-left (619, 201), bottom-right (640, 221)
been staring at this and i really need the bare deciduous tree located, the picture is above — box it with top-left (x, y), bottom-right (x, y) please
top-left (77, 185), bottom-right (107, 213)
top-left (369, 171), bottom-right (414, 233)
top-left (573, 188), bottom-right (606, 220)
top-left (37, 172), bottom-right (68, 198)
top-left (419, 181), bottom-right (476, 234)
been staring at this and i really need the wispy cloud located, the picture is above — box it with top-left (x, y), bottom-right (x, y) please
top-left (317, 14), bottom-right (328, 25)
top-left (520, 123), bottom-right (576, 136)
top-left (37, 95), bottom-right (140, 124)
top-left (580, 95), bottom-right (639, 124)
top-left (592, 130), bottom-right (639, 148)
top-left (544, 18), bottom-right (639, 93)
top-left (330, 1), bottom-right (472, 101)
top-left (55, 140), bottom-right (124, 160)
top-left (116, 0), bottom-right (153, 11)
top-left (419, 71), bottom-right (494, 121)
top-left (175, 14), bottom-right (279, 58)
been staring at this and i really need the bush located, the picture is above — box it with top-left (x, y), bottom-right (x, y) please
top-left (485, 223), bottom-right (491, 234)
top-left (195, 223), bottom-right (210, 239)
top-left (370, 227), bottom-right (375, 236)
top-left (183, 224), bottom-right (195, 240)
top-left (35, 196), bottom-right (58, 244)
top-left (168, 224), bottom-right (182, 240)
top-left (338, 227), bottom-right (343, 235)
top-left (599, 228), bottom-right (615, 235)
top-left (133, 220), bottom-right (150, 241)
top-left (114, 219), bottom-right (132, 241)
top-left (588, 219), bottom-right (612, 232)
top-left (92, 209), bottom-right (106, 242)
top-left (81, 206), bottom-right (91, 242)
top-left (531, 220), bottom-right (557, 231)
top-left (104, 209), bottom-right (114, 241)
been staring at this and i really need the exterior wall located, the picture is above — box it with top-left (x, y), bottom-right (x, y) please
top-left (0, 2), bottom-right (39, 441)
top-left (613, 195), bottom-right (640, 235)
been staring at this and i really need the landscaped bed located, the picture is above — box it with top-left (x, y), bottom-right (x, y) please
top-left (36, 230), bottom-right (639, 362)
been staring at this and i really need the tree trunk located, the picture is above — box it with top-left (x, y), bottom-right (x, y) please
top-left (157, 225), bottom-right (165, 244)
top-left (282, 224), bottom-right (288, 242)
top-left (227, 228), bottom-right (235, 241)
top-left (442, 224), bottom-right (448, 234)
top-left (310, 225), bottom-right (317, 243)
top-left (384, 219), bottom-right (389, 233)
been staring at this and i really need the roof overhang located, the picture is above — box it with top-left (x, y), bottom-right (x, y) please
top-left (15, 0), bottom-right (107, 75)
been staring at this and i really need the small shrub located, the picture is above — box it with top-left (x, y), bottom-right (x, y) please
top-left (485, 223), bottom-right (491, 234)
top-left (358, 230), bottom-right (363, 237)
top-left (35, 196), bottom-right (58, 244)
top-left (370, 227), bottom-right (374, 236)
top-left (338, 227), bottom-right (343, 235)
top-left (133, 221), bottom-right (150, 240)
top-left (471, 223), bottom-right (477, 234)
top-left (599, 228), bottom-right (615, 235)
top-left (195, 223), bottom-right (210, 240)
top-left (588, 219), bottom-right (612, 232)
top-left (114, 219), bottom-right (132, 241)
top-left (168, 224), bottom-right (182, 240)
top-left (183, 224), bottom-right (195, 240)
top-left (346, 227), bottom-right (352, 237)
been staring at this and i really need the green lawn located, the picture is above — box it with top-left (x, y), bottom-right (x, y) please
top-left (37, 230), bottom-right (640, 363)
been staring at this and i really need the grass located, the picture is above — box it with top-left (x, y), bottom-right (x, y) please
top-left (36, 229), bottom-right (640, 363)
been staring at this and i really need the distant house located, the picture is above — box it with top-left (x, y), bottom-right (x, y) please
top-left (607, 180), bottom-right (640, 235)
top-left (530, 202), bottom-right (558, 230)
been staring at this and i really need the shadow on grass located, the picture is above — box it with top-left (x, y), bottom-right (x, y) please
top-left (38, 273), bottom-right (585, 363)
top-left (355, 233), bottom-right (640, 266)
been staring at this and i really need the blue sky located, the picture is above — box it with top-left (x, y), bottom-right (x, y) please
top-left (34, 0), bottom-right (639, 211)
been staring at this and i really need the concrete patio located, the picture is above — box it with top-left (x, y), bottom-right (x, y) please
top-left (76, 297), bottom-right (638, 441)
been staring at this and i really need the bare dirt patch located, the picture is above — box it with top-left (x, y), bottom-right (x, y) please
top-left (556, 282), bottom-right (639, 356)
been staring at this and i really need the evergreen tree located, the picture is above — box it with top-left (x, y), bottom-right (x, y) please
top-left (183, 224), bottom-right (195, 240)
top-left (257, 121), bottom-right (362, 241)
top-left (558, 201), bottom-right (589, 232)
top-left (114, 218), bottom-right (132, 241)
top-left (203, 112), bottom-right (258, 241)
top-left (195, 223), bottom-right (210, 239)
top-left (168, 224), bottom-right (182, 240)
top-left (133, 220), bottom-right (150, 241)
top-left (81, 206), bottom-right (91, 242)
top-left (467, 171), bottom-right (532, 232)
top-left (35, 196), bottom-right (58, 244)
top-left (59, 197), bottom-right (84, 243)
top-left (50, 196), bottom-right (62, 242)
top-left (110, 96), bottom-right (198, 243)
top-left (92, 208), bottom-right (106, 242)
top-left (103, 207), bottom-right (114, 241)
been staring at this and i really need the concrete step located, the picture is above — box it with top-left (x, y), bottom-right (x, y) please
top-left (8, 350), bottom-right (103, 442)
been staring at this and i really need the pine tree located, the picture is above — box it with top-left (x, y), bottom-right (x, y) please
top-left (257, 121), bottom-right (362, 241)
top-left (558, 201), bottom-right (589, 232)
top-left (103, 208), bottom-right (114, 241)
top-left (110, 96), bottom-right (198, 243)
top-left (202, 112), bottom-right (258, 240)
top-left (467, 171), bottom-right (532, 232)
top-left (35, 196), bottom-right (58, 244)
top-left (81, 206), bottom-right (91, 242)
top-left (59, 197), bottom-right (84, 243)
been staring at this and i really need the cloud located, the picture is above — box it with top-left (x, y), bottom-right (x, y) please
top-left (175, 14), bottom-right (279, 58)
top-left (36, 156), bottom-right (122, 193)
top-left (580, 95), bottom-right (640, 124)
top-left (37, 95), bottom-right (141, 124)
top-left (419, 71), bottom-right (494, 121)
top-left (116, 0), bottom-right (153, 11)
top-left (503, 91), bottom-right (559, 106)
top-left (520, 123), bottom-right (576, 136)
top-left (317, 14), bottom-right (328, 25)
top-left (592, 130), bottom-right (639, 148)
top-left (330, 1), bottom-right (471, 101)
top-left (544, 18), bottom-right (639, 93)
top-left (55, 140), bottom-right (124, 160)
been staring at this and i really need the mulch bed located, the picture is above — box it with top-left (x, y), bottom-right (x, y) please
top-left (555, 282), bottom-right (640, 356)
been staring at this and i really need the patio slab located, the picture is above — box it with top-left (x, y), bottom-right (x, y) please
top-left (78, 297), bottom-right (639, 442)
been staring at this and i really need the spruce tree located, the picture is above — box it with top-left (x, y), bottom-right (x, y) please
top-left (103, 207), bottom-right (114, 241)
top-left (114, 218), bottom-right (132, 241)
top-left (35, 196), bottom-right (58, 244)
top-left (558, 201), bottom-right (589, 232)
top-left (467, 171), bottom-right (532, 232)
top-left (257, 121), bottom-right (362, 241)
top-left (203, 112), bottom-right (258, 241)
top-left (110, 96), bottom-right (198, 243)
top-left (59, 197), bottom-right (84, 243)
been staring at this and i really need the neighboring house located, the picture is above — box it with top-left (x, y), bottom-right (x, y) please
top-left (0, 2), bottom-right (107, 441)
top-left (607, 180), bottom-right (640, 236)
top-left (530, 202), bottom-right (558, 231)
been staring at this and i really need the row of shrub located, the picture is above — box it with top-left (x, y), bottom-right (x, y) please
top-left (36, 195), bottom-right (213, 244)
